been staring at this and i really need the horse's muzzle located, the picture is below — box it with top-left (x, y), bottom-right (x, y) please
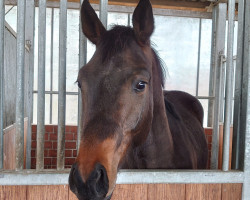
top-left (69, 163), bottom-right (109, 200)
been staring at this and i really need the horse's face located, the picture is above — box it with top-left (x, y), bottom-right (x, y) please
top-left (69, 0), bottom-right (154, 199)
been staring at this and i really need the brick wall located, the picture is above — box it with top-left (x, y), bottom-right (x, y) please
top-left (31, 125), bottom-right (78, 169)
top-left (31, 125), bottom-right (213, 169)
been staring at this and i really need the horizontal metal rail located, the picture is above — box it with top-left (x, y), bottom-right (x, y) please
top-left (0, 170), bottom-right (244, 185)
top-left (33, 91), bottom-right (79, 95)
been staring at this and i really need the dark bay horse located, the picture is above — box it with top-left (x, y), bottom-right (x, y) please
top-left (69, 0), bottom-right (208, 199)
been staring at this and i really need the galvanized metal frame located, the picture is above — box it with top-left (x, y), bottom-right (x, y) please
top-left (209, 3), bottom-right (227, 169)
top-left (0, 0), bottom-right (5, 170)
top-left (15, 0), bottom-right (26, 171)
top-left (36, 0), bottom-right (47, 170)
top-left (25, 0), bottom-right (35, 169)
top-left (57, 0), bottom-right (67, 170)
top-left (77, 0), bottom-right (87, 152)
top-left (222, 0), bottom-right (236, 171)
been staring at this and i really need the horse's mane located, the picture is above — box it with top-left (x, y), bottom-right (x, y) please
top-left (99, 25), bottom-right (166, 87)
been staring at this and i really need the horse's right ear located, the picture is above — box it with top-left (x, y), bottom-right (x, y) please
top-left (81, 0), bottom-right (106, 45)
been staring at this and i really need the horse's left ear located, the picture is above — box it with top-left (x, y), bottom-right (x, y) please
top-left (132, 0), bottom-right (154, 46)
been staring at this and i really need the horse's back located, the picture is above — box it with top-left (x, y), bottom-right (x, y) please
top-left (164, 90), bottom-right (208, 169)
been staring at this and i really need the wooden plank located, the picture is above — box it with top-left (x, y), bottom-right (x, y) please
top-left (186, 184), bottom-right (221, 200)
top-left (111, 184), bottom-right (148, 200)
top-left (221, 184), bottom-right (242, 200)
top-left (69, 186), bottom-right (78, 200)
top-left (147, 184), bottom-right (185, 200)
top-left (27, 185), bottom-right (68, 200)
top-left (0, 186), bottom-right (27, 200)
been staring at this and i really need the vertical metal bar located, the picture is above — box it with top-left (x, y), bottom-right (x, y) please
top-left (210, 3), bottom-right (227, 170)
top-left (36, 0), bottom-right (47, 170)
top-left (57, 0), bottom-right (67, 170)
top-left (127, 13), bottom-right (131, 26)
top-left (50, 8), bottom-right (54, 124)
top-left (219, 56), bottom-right (226, 123)
top-left (77, 0), bottom-right (87, 152)
top-left (222, 0), bottom-right (235, 171)
top-left (25, 0), bottom-right (35, 169)
top-left (15, 0), bottom-right (26, 170)
top-left (195, 18), bottom-right (202, 97)
top-left (99, 0), bottom-right (108, 28)
top-left (242, 0), bottom-right (250, 197)
top-left (232, 0), bottom-right (245, 170)
top-left (0, 0), bottom-right (5, 169)
top-left (207, 7), bottom-right (217, 128)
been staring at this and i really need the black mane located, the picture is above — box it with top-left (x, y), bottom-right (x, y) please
top-left (99, 25), bottom-right (166, 87)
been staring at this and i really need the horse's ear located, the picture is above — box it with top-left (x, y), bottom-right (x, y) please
top-left (81, 0), bottom-right (106, 45)
top-left (132, 0), bottom-right (154, 46)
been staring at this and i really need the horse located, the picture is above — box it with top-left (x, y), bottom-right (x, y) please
top-left (69, 0), bottom-right (208, 199)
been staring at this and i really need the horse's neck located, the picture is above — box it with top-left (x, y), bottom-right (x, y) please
top-left (142, 89), bottom-right (175, 168)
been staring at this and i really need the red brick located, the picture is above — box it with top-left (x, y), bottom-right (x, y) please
top-left (44, 141), bottom-right (52, 149)
top-left (50, 133), bottom-right (57, 140)
top-left (31, 150), bottom-right (36, 157)
top-left (205, 128), bottom-right (213, 135)
top-left (31, 158), bottom-right (36, 166)
top-left (49, 150), bottom-right (57, 157)
top-left (65, 141), bottom-right (76, 149)
top-left (65, 158), bottom-right (76, 165)
top-left (45, 125), bottom-right (54, 133)
top-left (32, 125), bottom-right (37, 132)
top-left (44, 158), bottom-right (51, 165)
top-left (71, 126), bottom-right (77, 133)
top-left (73, 150), bottom-right (77, 157)
top-left (53, 142), bottom-right (57, 149)
top-left (65, 165), bottom-right (72, 169)
top-left (44, 149), bottom-right (49, 157)
top-left (51, 165), bottom-right (56, 169)
top-left (31, 141), bottom-right (36, 148)
top-left (65, 133), bottom-right (74, 140)
top-left (65, 126), bottom-right (72, 132)
top-left (65, 150), bottom-right (72, 157)
top-left (74, 133), bottom-right (78, 140)
top-left (52, 158), bottom-right (57, 165)
top-left (32, 133), bottom-right (36, 140)
top-left (45, 133), bottom-right (49, 140)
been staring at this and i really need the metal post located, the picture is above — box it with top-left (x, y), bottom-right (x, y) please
top-left (57, 0), bottom-right (67, 170)
top-left (0, 0), bottom-right (4, 170)
top-left (241, 0), bottom-right (250, 198)
top-left (210, 3), bottom-right (227, 170)
top-left (195, 18), bottom-right (202, 97)
top-left (77, 0), bottom-right (87, 152)
top-left (36, 0), bottom-right (47, 170)
top-left (50, 8), bottom-right (54, 124)
top-left (222, 0), bottom-right (235, 171)
top-left (99, 0), bottom-right (108, 28)
top-left (15, 0), bottom-right (26, 170)
top-left (232, 0), bottom-right (245, 169)
top-left (25, 0), bottom-right (35, 169)
top-left (207, 7), bottom-right (217, 128)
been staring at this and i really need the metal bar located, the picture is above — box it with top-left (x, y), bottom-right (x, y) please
top-left (57, 0), bottom-right (67, 170)
top-left (127, 13), bottom-right (131, 26)
top-left (25, 0), bottom-right (35, 169)
top-left (99, 0), bottom-right (108, 28)
top-left (242, 0), bottom-right (250, 198)
top-left (0, 170), bottom-right (245, 185)
top-left (195, 18), bottom-right (202, 97)
top-left (50, 8), bottom-right (54, 124)
top-left (0, 0), bottom-right (4, 170)
top-left (222, 0), bottom-right (235, 171)
top-left (33, 91), bottom-right (78, 95)
top-left (219, 55), bottom-right (226, 123)
top-left (36, 0), bottom-right (47, 170)
top-left (210, 3), bottom-right (227, 170)
top-left (77, 0), bottom-right (87, 152)
top-left (15, 0), bottom-right (26, 171)
top-left (232, 0), bottom-right (245, 170)
top-left (207, 7), bottom-right (216, 128)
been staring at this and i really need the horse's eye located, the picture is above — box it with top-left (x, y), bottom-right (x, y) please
top-left (134, 81), bottom-right (147, 92)
top-left (77, 81), bottom-right (81, 89)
